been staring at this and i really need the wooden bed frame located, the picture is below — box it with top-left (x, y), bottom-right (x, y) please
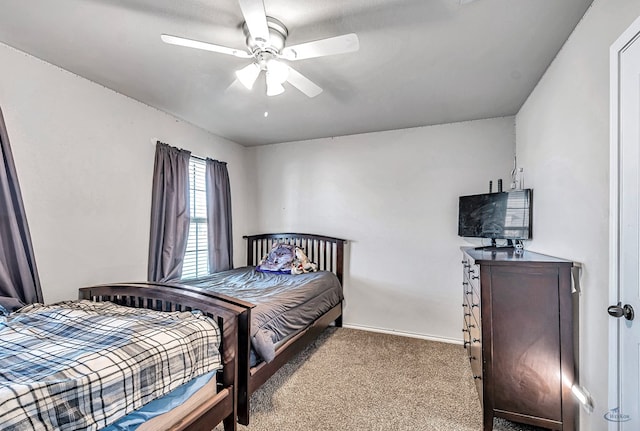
top-left (78, 282), bottom-right (250, 431)
top-left (170, 233), bottom-right (346, 425)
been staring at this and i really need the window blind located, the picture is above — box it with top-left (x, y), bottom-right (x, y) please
top-left (182, 157), bottom-right (208, 279)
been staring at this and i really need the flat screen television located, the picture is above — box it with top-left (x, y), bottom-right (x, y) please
top-left (458, 189), bottom-right (532, 245)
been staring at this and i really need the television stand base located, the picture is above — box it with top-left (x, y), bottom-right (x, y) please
top-left (474, 245), bottom-right (515, 251)
top-left (474, 239), bottom-right (519, 251)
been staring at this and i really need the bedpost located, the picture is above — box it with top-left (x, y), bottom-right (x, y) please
top-left (335, 239), bottom-right (345, 328)
top-left (335, 239), bottom-right (344, 286)
top-left (244, 236), bottom-right (255, 266)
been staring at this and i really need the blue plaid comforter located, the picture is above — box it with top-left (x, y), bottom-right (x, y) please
top-left (0, 300), bottom-right (221, 430)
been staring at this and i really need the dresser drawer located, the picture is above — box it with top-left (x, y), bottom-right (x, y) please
top-left (467, 264), bottom-right (480, 291)
top-left (463, 286), bottom-right (480, 323)
top-left (469, 336), bottom-right (483, 403)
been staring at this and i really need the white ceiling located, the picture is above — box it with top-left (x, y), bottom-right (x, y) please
top-left (0, 0), bottom-right (593, 146)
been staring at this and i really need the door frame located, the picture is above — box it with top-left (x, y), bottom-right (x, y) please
top-left (609, 14), bottom-right (640, 431)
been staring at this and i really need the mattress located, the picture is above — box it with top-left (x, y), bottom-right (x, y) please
top-left (103, 371), bottom-right (216, 431)
top-left (0, 301), bottom-right (221, 430)
top-left (183, 266), bottom-right (343, 363)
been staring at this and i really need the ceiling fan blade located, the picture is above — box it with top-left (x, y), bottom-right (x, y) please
top-left (161, 34), bottom-right (251, 58)
top-left (238, 0), bottom-right (270, 45)
top-left (286, 66), bottom-right (322, 98)
top-left (281, 33), bottom-right (359, 61)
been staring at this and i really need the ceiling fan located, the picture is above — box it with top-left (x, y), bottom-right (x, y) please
top-left (161, 0), bottom-right (360, 98)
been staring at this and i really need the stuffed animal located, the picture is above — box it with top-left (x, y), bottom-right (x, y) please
top-left (291, 247), bottom-right (318, 274)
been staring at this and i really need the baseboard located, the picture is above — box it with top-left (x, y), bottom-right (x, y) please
top-left (342, 323), bottom-right (462, 345)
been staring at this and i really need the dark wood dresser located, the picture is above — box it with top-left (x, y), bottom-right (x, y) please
top-left (461, 247), bottom-right (576, 431)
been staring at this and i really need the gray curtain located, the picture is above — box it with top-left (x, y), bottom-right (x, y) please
top-left (0, 106), bottom-right (43, 311)
top-left (206, 158), bottom-right (233, 272)
top-left (148, 142), bottom-right (191, 282)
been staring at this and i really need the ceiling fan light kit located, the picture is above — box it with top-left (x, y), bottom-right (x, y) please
top-left (235, 63), bottom-right (260, 89)
top-left (265, 75), bottom-right (284, 96)
top-left (160, 0), bottom-right (359, 99)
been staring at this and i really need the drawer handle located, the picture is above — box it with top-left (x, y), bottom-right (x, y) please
top-left (464, 341), bottom-right (470, 348)
top-left (467, 323), bottom-right (476, 328)
top-left (465, 290), bottom-right (472, 295)
top-left (462, 328), bottom-right (470, 333)
top-left (473, 375), bottom-right (482, 380)
top-left (470, 356), bottom-right (477, 360)
top-left (471, 275), bottom-right (479, 280)
top-left (471, 303), bottom-right (479, 308)
top-left (462, 281), bottom-right (469, 286)
top-left (462, 303), bottom-right (468, 308)
top-left (473, 338), bottom-right (481, 343)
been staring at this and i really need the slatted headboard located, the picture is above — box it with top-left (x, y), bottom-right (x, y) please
top-left (243, 233), bottom-right (346, 285)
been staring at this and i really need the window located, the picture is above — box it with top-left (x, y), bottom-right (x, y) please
top-left (182, 157), bottom-right (208, 279)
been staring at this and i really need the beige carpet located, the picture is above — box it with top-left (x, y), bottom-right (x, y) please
top-left (217, 328), bottom-right (546, 431)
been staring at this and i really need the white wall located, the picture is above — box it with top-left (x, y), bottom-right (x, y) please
top-left (0, 43), bottom-right (255, 303)
top-left (251, 117), bottom-right (514, 341)
top-left (515, 1), bottom-right (640, 429)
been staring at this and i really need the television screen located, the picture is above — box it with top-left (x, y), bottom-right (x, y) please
top-left (458, 189), bottom-right (532, 240)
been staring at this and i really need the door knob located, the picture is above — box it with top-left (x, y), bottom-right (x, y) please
top-left (608, 302), bottom-right (634, 321)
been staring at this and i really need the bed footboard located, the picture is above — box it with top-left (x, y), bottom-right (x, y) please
top-left (78, 282), bottom-right (245, 431)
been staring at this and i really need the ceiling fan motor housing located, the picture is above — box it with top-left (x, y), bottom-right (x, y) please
top-left (244, 17), bottom-right (288, 58)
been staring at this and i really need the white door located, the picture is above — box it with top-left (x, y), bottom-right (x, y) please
top-left (610, 16), bottom-right (640, 431)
